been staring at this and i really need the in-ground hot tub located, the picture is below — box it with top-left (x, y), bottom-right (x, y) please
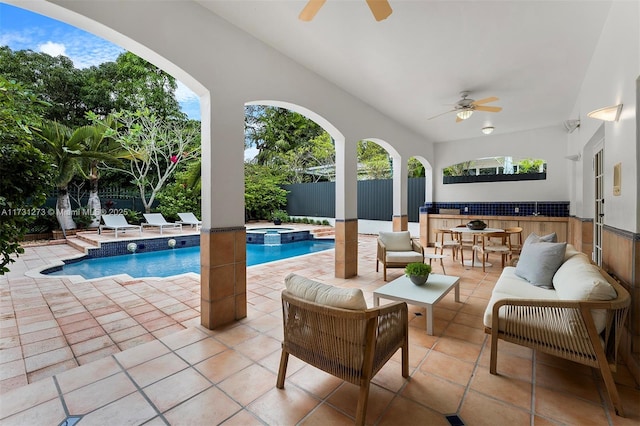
top-left (246, 227), bottom-right (313, 245)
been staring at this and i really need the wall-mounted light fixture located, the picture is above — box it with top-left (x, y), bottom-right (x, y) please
top-left (456, 109), bottom-right (473, 120)
top-left (563, 119), bottom-right (580, 133)
top-left (587, 104), bottom-right (623, 122)
top-left (481, 126), bottom-right (494, 135)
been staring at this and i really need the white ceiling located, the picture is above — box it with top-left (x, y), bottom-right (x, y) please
top-left (198, 0), bottom-right (612, 143)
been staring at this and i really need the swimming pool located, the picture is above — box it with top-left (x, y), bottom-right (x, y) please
top-left (46, 239), bottom-right (335, 279)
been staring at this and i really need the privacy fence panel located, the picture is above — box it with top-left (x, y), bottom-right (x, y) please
top-left (283, 178), bottom-right (425, 222)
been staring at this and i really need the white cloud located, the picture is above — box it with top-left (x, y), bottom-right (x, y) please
top-left (175, 80), bottom-right (199, 102)
top-left (38, 41), bottom-right (66, 57)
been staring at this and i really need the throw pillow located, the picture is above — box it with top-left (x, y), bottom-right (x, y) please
top-left (515, 241), bottom-right (567, 288)
top-left (284, 273), bottom-right (367, 310)
top-left (523, 232), bottom-right (558, 247)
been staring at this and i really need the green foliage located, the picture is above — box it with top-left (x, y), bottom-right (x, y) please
top-left (72, 209), bottom-right (94, 229)
top-left (321, 220), bottom-right (330, 226)
top-left (405, 262), bottom-right (431, 276)
top-left (408, 157), bottom-right (425, 178)
top-left (271, 209), bottom-right (289, 223)
top-left (245, 106), bottom-right (324, 166)
top-left (357, 140), bottom-right (392, 179)
top-left (517, 158), bottom-right (545, 174)
top-left (244, 163), bottom-right (289, 220)
top-left (156, 181), bottom-right (201, 221)
top-left (0, 76), bottom-right (54, 273)
top-left (124, 209), bottom-right (142, 225)
top-left (443, 161), bottom-right (473, 176)
top-left (0, 47), bottom-right (187, 126)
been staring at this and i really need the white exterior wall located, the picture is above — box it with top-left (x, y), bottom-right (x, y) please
top-left (433, 125), bottom-right (569, 202)
top-left (568, 1), bottom-right (639, 233)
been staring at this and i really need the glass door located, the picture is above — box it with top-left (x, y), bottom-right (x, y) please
top-left (593, 148), bottom-right (604, 266)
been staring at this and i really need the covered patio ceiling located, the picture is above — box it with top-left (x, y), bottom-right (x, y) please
top-left (199, 0), bottom-right (612, 143)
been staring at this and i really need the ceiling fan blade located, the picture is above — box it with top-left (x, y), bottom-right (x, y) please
top-left (299, 0), bottom-right (326, 21)
top-left (427, 109), bottom-right (455, 121)
top-left (474, 105), bottom-right (502, 113)
top-left (471, 96), bottom-right (499, 106)
top-left (366, 0), bottom-right (393, 21)
top-left (455, 115), bottom-right (464, 123)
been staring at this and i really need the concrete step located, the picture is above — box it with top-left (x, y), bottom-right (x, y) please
top-left (65, 236), bottom-right (99, 253)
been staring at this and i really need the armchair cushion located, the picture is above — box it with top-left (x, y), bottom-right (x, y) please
top-left (385, 251), bottom-right (424, 264)
top-left (378, 231), bottom-right (413, 251)
top-left (284, 273), bottom-right (367, 310)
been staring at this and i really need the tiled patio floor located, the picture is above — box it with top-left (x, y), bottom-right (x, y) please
top-left (1, 229), bottom-right (638, 425)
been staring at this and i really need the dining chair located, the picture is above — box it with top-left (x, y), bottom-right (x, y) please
top-left (505, 227), bottom-right (523, 259)
top-left (455, 224), bottom-right (476, 265)
top-left (472, 231), bottom-right (512, 272)
top-left (433, 228), bottom-right (461, 261)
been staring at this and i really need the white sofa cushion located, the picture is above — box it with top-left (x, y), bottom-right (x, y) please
top-left (285, 273), bottom-right (367, 310)
top-left (379, 231), bottom-right (413, 251)
top-left (552, 253), bottom-right (617, 334)
top-left (515, 241), bottom-right (567, 288)
top-left (483, 266), bottom-right (558, 329)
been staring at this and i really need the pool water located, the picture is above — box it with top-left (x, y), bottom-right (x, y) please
top-left (48, 239), bottom-right (335, 279)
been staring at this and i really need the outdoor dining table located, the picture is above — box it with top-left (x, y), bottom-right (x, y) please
top-left (450, 227), bottom-right (504, 267)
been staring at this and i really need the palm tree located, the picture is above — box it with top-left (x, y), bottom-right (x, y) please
top-left (36, 121), bottom-right (113, 231)
top-left (79, 116), bottom-right (121, 227)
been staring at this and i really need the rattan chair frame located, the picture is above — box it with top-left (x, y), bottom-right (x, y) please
top-left (484, 272), bottom-right (630, 417)
top-left (376, 236), bottom-right (424, 281)
top-left (277, 291), bottom-right (409, 425)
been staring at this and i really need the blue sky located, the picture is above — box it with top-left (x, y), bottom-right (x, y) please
top-left (0, 2), bottom-right (201, 120)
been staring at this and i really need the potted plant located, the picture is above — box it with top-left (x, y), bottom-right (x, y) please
top-left (405, 262), bottom-right (431, 286)
top-left (271, 209), bottom-right (289, 225)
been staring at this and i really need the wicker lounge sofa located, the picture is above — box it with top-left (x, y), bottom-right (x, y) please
top-left (483, 242), bottom-right (630, 417)
top-left (277, 273), bottom-right (409, 426)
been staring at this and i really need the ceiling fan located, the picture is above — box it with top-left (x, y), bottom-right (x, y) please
top-left (428, 91), bottom-right (503, 123)
top-left (299, 0), bottom-right (392, 22)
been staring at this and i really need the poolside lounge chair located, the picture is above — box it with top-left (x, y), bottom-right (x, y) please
top-left (142, 213), bottom-right (183, 234)
top-left (177, 212), bottom-right (202, 230)
top-left (99, 214), bottom-right (142, 238)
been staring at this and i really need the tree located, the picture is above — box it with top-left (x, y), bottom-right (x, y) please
top-left (0, 46), bottom-right (85, 125)
top-left (244, 163), bottom-right (289, 220)
top-left (36, 121), bottom-right (113, 230)
top-left (245, 106), bottom-right (324, 166)
top-left (80, 113), bottom-right (122, 227)
top-left (0, 76), bottom-right (54, 273)
top-left (98, 109), bottom-right (201, 213)
top-left (280, 132), bottom-right (335, 183)
top-left (111, 52), bottom-right (186, 121)
top-left (358, 140), bottom-right (392, 179)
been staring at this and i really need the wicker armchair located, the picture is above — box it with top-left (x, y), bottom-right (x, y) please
top-left (485, 272), bottom-right (630, 417)
top-left (376, 231), bottom-right (424, 281)
top-left (277, 290), bottom-right (409, 425)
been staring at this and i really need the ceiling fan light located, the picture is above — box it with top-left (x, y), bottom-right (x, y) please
top-left (456, 110), bottom-right (473, 120)
top-left (482, 126), bottom-right (494, 135)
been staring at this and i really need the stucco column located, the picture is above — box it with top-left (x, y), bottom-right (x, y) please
top-left (199, 96), bottom-right (247, 329)
top-left (335, 137), bottom-right (358, 278)
top-left (392, 155), bottom-right (408, 231)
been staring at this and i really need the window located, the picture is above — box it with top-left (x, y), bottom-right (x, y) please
top-left (443, 157), bottom-right (547, 184)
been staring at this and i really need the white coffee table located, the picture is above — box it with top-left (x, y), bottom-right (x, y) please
top-left (373, 274), bottom-right (461, 335)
